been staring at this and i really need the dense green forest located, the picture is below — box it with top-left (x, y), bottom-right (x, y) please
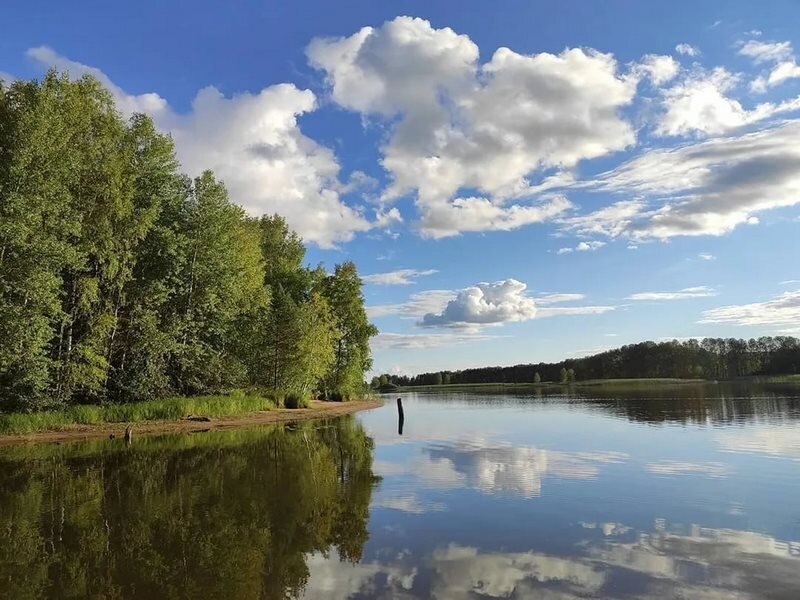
top-left (0, 71), bottom-right (376, 413)
top-left (375, 337), bottom-right (800, 387)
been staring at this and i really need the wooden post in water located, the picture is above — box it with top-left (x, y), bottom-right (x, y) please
top-left (397, 397), bottom-right (404, 436)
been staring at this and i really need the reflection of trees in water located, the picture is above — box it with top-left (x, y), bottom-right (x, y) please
top-left (413, 383), bottom-right (800, 425)
top-left (0, 417), bottom-right (379, 599)
top-left (580, 383), bottom-right (800, 425)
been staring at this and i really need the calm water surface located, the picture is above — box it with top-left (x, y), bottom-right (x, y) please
top-left (2, 383), bottom-right (800, 599)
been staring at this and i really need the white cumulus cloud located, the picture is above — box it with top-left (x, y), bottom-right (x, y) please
top-left (634, 54), bottom-right (680, 85)
top-left (654, 67), bottom-right (800, 137)
top-left (308, 16), bottom-right (640, 238)
top-left (421, 279), bottom-right (537, 327)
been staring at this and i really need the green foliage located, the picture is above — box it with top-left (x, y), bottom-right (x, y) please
top-left (0, 72), bottom-right (126, 408)
top-left (170, 172), bottom-right (268, 395)
top-left (293, 292), bottom-right (338, 391)
top-left (0, 71), bottom-right (377, 416)
top-left (321, 262), bottom-right (378, 398)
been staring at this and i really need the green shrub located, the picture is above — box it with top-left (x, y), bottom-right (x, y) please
top-left (283, 392), bottom-right (310, 409)
top-left (327, 389), bottom-right (356, 402)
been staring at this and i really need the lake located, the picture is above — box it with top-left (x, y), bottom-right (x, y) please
top-left (1, 382), bottom-right (800, 599)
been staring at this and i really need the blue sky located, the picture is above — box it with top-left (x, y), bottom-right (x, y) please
top-left (3, 1), bottom-right (800, 375)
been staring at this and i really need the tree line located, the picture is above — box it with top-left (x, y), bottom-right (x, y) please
top-left (0, 71), bottom-right (376, 412)
top-left (376, 337), bottom-right (800, 387)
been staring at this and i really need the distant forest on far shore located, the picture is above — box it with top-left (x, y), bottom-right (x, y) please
top-left (373, 337), bottom-right (800, 388)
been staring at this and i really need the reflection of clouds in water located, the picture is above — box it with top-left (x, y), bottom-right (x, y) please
top-left (717, 427), bottom-right (800, 460)
top-left (580, 521), bottom-right (632, 536)
top-left (645, 460), bottom-right (731, 478)
top-left (412, 455), bottom-right (465, 489)
top-left (304, 544), bottom-right (607, 600)
top-left (590, 522), bottom-right (800, 597)
top-left (371, 456), bottom-right (464, 514)
top-left (372, 460), bottom-right (411, 477)
top-left (427, 441), bottom-right (628, 498)
top-left (373, 493), bottom-right (447, 514)
top-left (427, 544), bottom-right (606, 600)
top-left (372, 443), bottom-right (626, 514)
top-left (304, 523), bottom-right (800, 599)
top-left (302, 549), bottom-right (417, 599)
top-left (374, 442), bottom-right (627, 500)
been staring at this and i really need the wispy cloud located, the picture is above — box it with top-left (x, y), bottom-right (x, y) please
top-left (738, 39), bottom-right (800, 93)
top-left (361, 268), bottom-right (437, 285)
top-left (700, 290), bottom-right (800, 326)
top-left (561, 119), bottom-right (800, 244)
top-left (675, 43), bottom-right (699, 57)
top-left (371, 331), bottom-right (501, 350)
top-left (537, 305), bottom-right (616, 318)
top-left (366, 290), bottom-right (453, 319)
top-left (536, 293), bottom-right (586, 305)
top-left (556, 241), bottom-right (606, 255)
top-left (627, 286), bottom-right (717, 301)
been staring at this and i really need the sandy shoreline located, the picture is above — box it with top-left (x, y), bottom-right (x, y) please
top-left (0, 399), bottom-right (383, 447)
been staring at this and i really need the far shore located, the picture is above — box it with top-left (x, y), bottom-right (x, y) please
top-left (0, 399), bottom-right (383, 447)
top-left (393, 375), bottom-right (800, 392)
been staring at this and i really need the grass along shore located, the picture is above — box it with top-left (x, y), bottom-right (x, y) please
top-left (0, 392), bottom-right (378, 436)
